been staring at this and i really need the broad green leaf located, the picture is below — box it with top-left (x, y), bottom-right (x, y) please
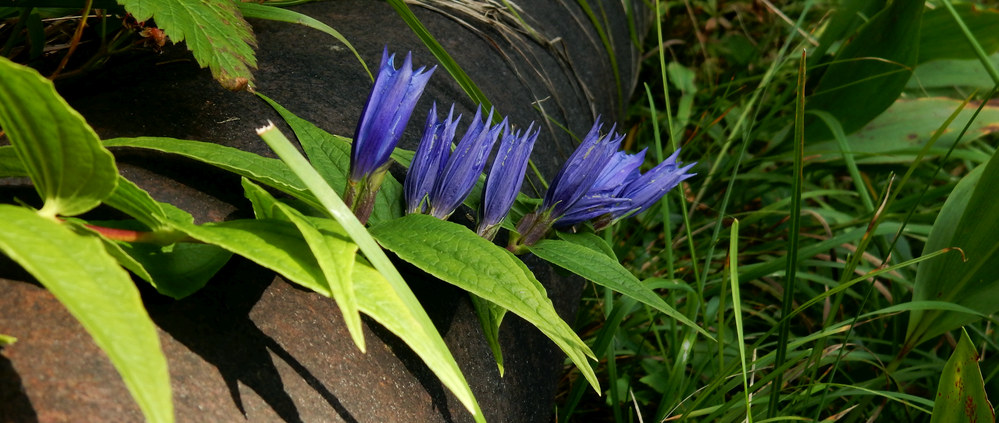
top-left (117, 0), bottom-right (257, 90)
top-left (240, 178), bottom-right (364, 351)
top-left (173, 216), bottom-right (483, 421)
top-left (236, 3), bottom-right (371, 80)
top-left (930, 328), bottom-right (995, 423)
top-left (805, 0), bottom-right (922, 140)
top-left (0, 145), bottom-right (24, 178)
top-left (906, 149), bottom-right (999, 349)
top-left (908, 53), bottom-right (999, 92)
top-left (919, 4), bottom-right (999, 63)
top-left (556, 230), bottom-right (617, 260)
top-left (369, 214), bottom-right (600, 391)
top-left (808, 0), bottom-right (885, 61)
top-left (351, 258), bottom-right (485, 423)
top-left (171, 218), bottom-right (331, 296)
top-left (805, 98), bottom-right (999, 163)
top-left (0, 205), bottom-right (172, 423)
top-left (529, 239), bottom-right (713, 341)
top-left (470, 294), bottom-right (507, 375)
top-left (257, 93), bottom-right (404, 225)
top-left (103, 137), bottom-right (316, 206)
top-left (119, 242), bottom-right (232, 299)
top-left (0, 57), bottom-right (117, 217)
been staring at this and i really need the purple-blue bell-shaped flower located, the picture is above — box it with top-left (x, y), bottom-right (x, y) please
top-left (346, 48), bottom-right (435, 224)
top-left (476, 123), bottom-right (539, 240)
top-left (591, 148), bottom-right (697, 230)
top-left (514, 119), bottom-right (622, 246)
top-left (404, 103), bottom-right (460, 215)
top-left (553, 149), bottom-right (646, 227)
top-left (427, 106), bottom-right (506, 220)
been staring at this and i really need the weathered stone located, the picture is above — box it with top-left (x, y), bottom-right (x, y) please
top-left (1, 1), bottom-right (647, 422)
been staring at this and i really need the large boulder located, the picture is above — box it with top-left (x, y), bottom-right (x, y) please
top-left (0, 1), bottom-right (647, 421)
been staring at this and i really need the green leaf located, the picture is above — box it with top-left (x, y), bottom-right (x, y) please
top-left (555, 230), bottom-right (618, 260)
top-left (908, 53), bottom-right (999, 92)
top-left (173, 216), bottom-right (483, 421)
top-left (0, 145), bottom-right (25, 178)
top-left (0, 57), bottom-right (117, 217)
top-left (0, 205), bottom-right (172, 423)
top-left (806, 0), bottom-right (923, 140)
top-left (930, 328), bottom-right (995, 423)
top-left (919, 4), bottom-right (999, 63)
top-left (906, 149), bottom-right (999, 349)
top-left (117, 0), bottom-right (257, 90)
top-left (529, 238), bottom-right (714, 341)
top-left (236, 3), bottom-right (371, 80)
top-left (119, 242), bottom-right (232, 299)
top-left (257, 93), bottom-right (404, 225)
top-left (103, 137), bottom-right (314, 205)
top-left (240, 178), bottom-right (365, 352)
top-left (805, 98), bottom-right (999, 164)
top-left (470, 294), bottom-right (506, 375)
top-left (369, 214), bottom-right (600, 391)
top-left (351, 257), bottom-right (486, 423)
top-left (171, 218), bottom-right (331, 296)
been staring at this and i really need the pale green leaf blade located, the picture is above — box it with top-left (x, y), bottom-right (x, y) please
top-left (0, 57), bottom-right (117, 217)
top-left (254, 125), bottom-right (483, 418)
top-left (530, 238), bottom-right (713, 341)
top-left (0, 205), bottom-right (172, 423)
top-left (240, 178), bottom-right (364, 351)
top-left (806, 98), bottom-right (999, 164)
top-left (352, 258), bottom-right (486, 423)
top-left (257, 93), bottom-right (404, 224)
top-left (117, 0), bottom-right (257, 89)
top-left (929, 328), bottom-right (995, 423)
top-left (906, 149), bottom-right (999, 348)
top-left (369, 214), bottom-right (600, 391)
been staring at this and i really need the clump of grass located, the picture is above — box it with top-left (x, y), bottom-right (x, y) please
top-left (557, 1), bottom-right (999, 422)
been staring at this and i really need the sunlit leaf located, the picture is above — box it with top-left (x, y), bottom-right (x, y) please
top-left (0, 205), bottom-right (172, 423)
top-left (0, 57), bottom-right (117, 217)
top-left (369, 214), bottom-right (600, 391)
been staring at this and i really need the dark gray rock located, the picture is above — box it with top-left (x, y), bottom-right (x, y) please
top-left (0, 1), bottom-right (648, 422)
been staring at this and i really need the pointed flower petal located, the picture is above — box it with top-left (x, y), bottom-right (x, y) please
top-left (477, 123), bottom-right (538, 239)
top-left (404, 103), bottom-right (460, 214)
top-left (349, 49), bottom-right (436, 182)
top-left (540, 118), bottom-right (623, 220)
top-left (614, 149), bottom-right (696, 218)
top-left (428, 107), bottom-right (505, 219)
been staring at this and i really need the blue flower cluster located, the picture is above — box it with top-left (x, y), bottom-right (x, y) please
top-left (346, 49), bottom-right (695, 246)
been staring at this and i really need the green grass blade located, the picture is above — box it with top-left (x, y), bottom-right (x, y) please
top-left (767, 49), bottom-right (807, 418)
top-left (729, 219), bottom-right (752, 423)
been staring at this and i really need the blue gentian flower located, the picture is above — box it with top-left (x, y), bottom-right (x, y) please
top-left (610, 149), bottom-right (696, 217)
top-left (427, 106), bottom-right (506, 220)
top-left (404, 103), bottom-right (460, 214)
top-left (554, 149), bottom-right (646, 227)
top-left (346, 48), bottom-right (435, 224)
top-left (514, 119), bottom-right (622, 245)
top-left (476, 123), bottom-right (539, 240)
